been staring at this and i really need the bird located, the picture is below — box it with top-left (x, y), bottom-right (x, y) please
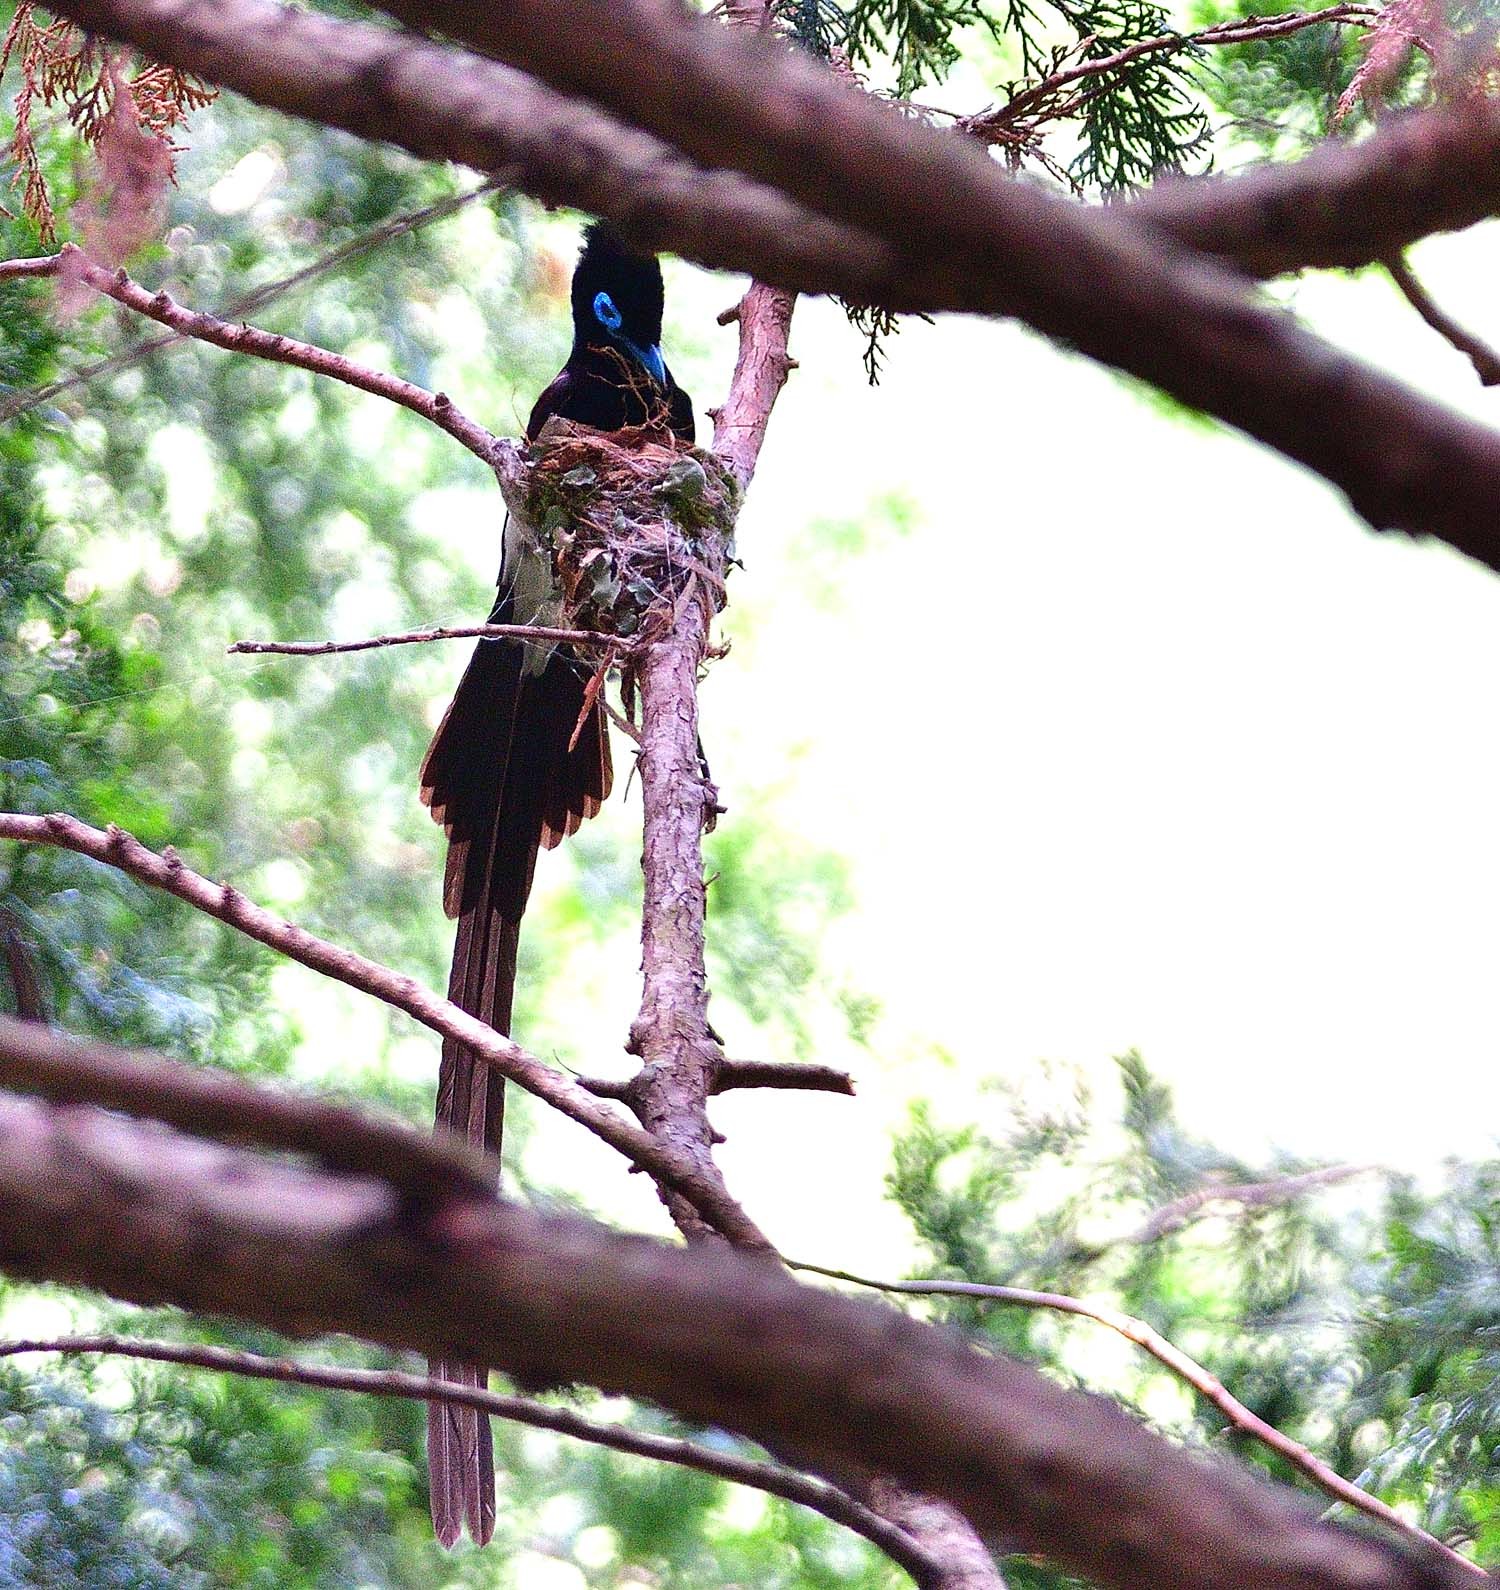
top-left (418, 221), bottom-right (695, 1549)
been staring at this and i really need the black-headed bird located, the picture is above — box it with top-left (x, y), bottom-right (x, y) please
top-left (419, 222), bottom-right (695, 1548)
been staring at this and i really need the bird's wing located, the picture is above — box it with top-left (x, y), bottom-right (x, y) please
top-left (526, 368), bottom-right (575, 440)
top-left (662, 362), bottom-right (696, 445)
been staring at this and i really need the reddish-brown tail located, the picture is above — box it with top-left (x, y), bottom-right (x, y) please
top-left (419, 604), bottom-right (611, 1547)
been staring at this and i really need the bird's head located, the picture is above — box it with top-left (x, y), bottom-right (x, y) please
top-left (571, 222), bottom-right (669, 387)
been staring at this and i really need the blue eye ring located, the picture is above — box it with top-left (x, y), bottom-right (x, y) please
top-left (593, 291), bottom-right (623, 331)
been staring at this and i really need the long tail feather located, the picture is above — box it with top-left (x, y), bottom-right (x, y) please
top-left (419, 599), bottom-right (612, 1548)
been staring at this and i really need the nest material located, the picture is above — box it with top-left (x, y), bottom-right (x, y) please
top-left (519, 420), bottom-right (740, 643)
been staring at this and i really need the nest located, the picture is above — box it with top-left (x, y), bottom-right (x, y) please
top-left (518, 420), bottom-right (740, 644)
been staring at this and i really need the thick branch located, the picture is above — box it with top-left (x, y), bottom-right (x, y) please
top-left (711, 283), bottom-right (798, 490)
top-left (0, 1089), bottom-right (1478, 1590)
top-left (0, 811), bottom-right (767, 1244)
top-left (790, 1260), bottom-right (1479, 1575)
top-left (37, 0), bottom-right (887, 309)
top-left (39, 0), bottom-right (1500, 566)
top-left (363, 0), bottom-right (1500, 559)
top-left (1, 1334), bottom-right (936, 1582)
top-left (625, 576), bottom-right (736, 1242)
top-left (1130, 99), bottom-right (1500, 276)
top-left (0, 1013), bottom-right (496, 1201)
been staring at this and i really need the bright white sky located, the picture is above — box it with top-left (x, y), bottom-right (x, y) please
top-left (671, 219), bottom-right (1500, 1210)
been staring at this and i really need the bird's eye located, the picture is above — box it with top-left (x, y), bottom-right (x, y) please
top-left (593, 291), bottom-right (623, 332)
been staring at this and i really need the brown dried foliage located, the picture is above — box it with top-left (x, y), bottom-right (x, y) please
top-left (0, 1), bottom-right (212, 244)
top-left (1333, 0), bottom-right (1447, 123)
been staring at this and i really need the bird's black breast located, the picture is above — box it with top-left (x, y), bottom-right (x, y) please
top-left (526, 345), bottom-right (695, 443)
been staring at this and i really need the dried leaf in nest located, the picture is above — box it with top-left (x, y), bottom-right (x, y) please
top-left (519, 421), bottom-right (740, 643)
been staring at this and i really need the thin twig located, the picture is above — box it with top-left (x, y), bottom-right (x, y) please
top-left (964, 6), bottom-right (1375, 135)
top-left (1386, 254), bottom-right (1500, 387)
top-left (4, 246), bottom-right (503, 468)
top-left (0, 811), bottom-right (768, 1245)
top-left (228, 622), bottom-right (617, 658)
top-left (1124, 1164), bottom-right (1377, 1245)
top-left (712, 1059), bottom-right (856, 1096)
top-left (789, 1260), bottom-right (1485, 1577)
top-left (0, 178), bottom-right (504, 424)
top-left (576, 1059), bottom-right (857, 1101)
top-left (0, 1334), bottom-right (936, 1582)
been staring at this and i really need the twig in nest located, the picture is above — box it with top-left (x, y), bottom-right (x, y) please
top-left (569, 643), bottom-right (618, 753)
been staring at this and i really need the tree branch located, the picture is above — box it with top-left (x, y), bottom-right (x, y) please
top-left (0, 1012), bottom-right (497, 1201)
top-left (0, 1333), bottom-right (937, 1583)
top-left (0, 177), bottom-right (504, 425)
top-left (1123, 1163), bottom-right (1378, 1244)
top-left (1130, 98), bottom-right (1500, 276)
top-left (37, 0), bottom-right (1500, 566)
top-left (0, 910), bottom-right (46, 1023)
top-left (1386, 253), bottom-right (1500, 387)
top-left (788, 1259), bottom-right (1482, 1576)
top-left (962, 5), bottom-right (1375, 140)
top-left (228, 621), bottom-right (617, 658)
top-left (10, 245), bottom-right (503, 467)
top-left (713, 1059), bottom-right (856, 1096)
top-left (0, 811), bottom-right (767, 1244)
top-left (711, 281), bottom-right (798, 490)
top-left (36, 0), bottom-right (882, 310)
top-left (360, 0), bottom-right (1500, 559)
top-left (0, 1085), bottom-right (1480, 1590)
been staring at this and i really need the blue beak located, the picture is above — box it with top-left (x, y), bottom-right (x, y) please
top-left (635, 340), bottom-right (667, 387)
top-left (615, 333), bottom-right (667, 387)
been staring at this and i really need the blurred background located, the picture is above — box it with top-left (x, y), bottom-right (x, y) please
top-left (4, 1), bottom-right (1500, 1583)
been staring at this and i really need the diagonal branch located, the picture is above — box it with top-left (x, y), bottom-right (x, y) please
top-left (0, 1012), bottom-right (497, 1201)
top-left (0, 1084), bottom-right (1480, 1590)
top-left (963, 5), bottom-right (1375, 139)
top-left (787, 1259), bottom-right (1482, 1577)
top-left (0, 1334), bottom-right (937, 1583)
top-left (1386, 253), bottom-right (1500, 387)
top-left (0, 811), bottom-right (769, 1245)
top-left (12, 245), bottom-right (503, 467)
top-left (1129, 98), bottom-right (1500, 277)
top-left (0, 176), bottom-right (504, 425)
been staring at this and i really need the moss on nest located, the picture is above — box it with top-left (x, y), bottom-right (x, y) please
top-left (519, 421), bottom-right (740, 641)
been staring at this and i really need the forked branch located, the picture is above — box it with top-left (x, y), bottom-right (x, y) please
top-left (0, 811), bottom-right (768, 1244)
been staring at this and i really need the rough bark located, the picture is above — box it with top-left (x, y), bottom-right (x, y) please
top-left (0, 1085), bottom-right (1480, 1590)
top-left (36, 0), bottom-right (1500, 565)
